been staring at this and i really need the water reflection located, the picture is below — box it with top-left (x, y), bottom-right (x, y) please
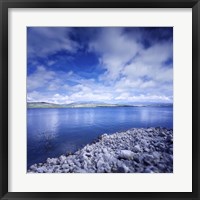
top-left (28, 109), bottom-right (60, 155)
top-left (140, 108), bottom-right (151, 122)
top-left (116, 108), bottom-right (126, 121)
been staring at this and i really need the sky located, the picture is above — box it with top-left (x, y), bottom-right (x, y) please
top-left (27, 27), bottom-right (173, 104)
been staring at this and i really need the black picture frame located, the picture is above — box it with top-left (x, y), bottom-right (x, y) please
top-left (0, 0), bottom-right (199, 199)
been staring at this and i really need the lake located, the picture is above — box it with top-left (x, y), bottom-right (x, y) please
top-left (27, 106), bottom-right (173, 167)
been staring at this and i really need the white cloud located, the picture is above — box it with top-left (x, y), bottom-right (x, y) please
top-left (27, 89), bottom-right (113, 104)
top-left (28, 67), bottom-right (75, 92)
top-left (115, 93), bottom-right (172, 102)
top-left (28, 27), bottom-right (79, 58)
top-left (88, 28), bottom-right (172, 97)
top-left (89, 28), bottom-right (141, 80)
top-left (122, 62), bottom-right (173, 84)
top-left (140, 41), bottom-right (172, 64)
top-left (27, 91), bottom-right (41, 102)
top-left (27, 64), bottom-right (173, 104)
top-left (51, 94), bottom-right (72, 104)
top-left (27, 92), bottom-right (73, 104)
top-left (27, 66), bottom-right (56, 90)
top-left (47, 60), bottom-right (56, 66)
top-left (69, 91), bottom-right (112, 102)
top-left (47, 79), bottom-right (62, 91)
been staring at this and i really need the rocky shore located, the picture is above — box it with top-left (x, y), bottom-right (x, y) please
top-left (28, 127), bottom-right (173, 173)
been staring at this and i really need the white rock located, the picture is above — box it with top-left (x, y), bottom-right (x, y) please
top-left (86, 146), bottom-right (92, 152)
top-left (30, 164), bottom-right (37, 171)
top-left (97, 158), bottom-right (104, 169)
top-left (97, 166), bottom-right (105, 173)
top-left (133, 145), bottom-right (141, 152)
top-left (103, 152), bottom-right (111, 161)
top-left (119, 150), bottom-right (135, 160)
top-left (59, 155), bottom-right (66, 164)
top-left (122, 164), bottom-right (129, 173)
top-left (62, 164), bottom-right (69, 169)
top-left (67, 159), bottom-right (74, 166)
top-left (47, 158), bottom-right (58, 165)
top-left (102, 148), bottom-right (108, 154)
top-left (37, 166), bottom-right (47, 173)
top-left (83, 161), bottom-right (88, 169)
top-left (101, 134), bottom-right (108, 138)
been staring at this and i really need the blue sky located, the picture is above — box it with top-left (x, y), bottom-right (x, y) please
top-left (27, 27), bottom-right (173, 104)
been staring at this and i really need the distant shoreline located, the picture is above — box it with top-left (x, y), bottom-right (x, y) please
top-left (28, 127), bottom-right (173, 173)
top-left (27, 102), bottom-right (173, 109)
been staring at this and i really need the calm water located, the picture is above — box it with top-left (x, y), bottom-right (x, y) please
top-left (27, 106), bottom-right (173, 167)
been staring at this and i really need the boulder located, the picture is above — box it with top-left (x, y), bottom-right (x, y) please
top-left (119, 150), bottom-right (135, 160)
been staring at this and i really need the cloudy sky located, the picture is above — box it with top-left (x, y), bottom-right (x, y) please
top-left (27, 27), bottom-right (173, 104)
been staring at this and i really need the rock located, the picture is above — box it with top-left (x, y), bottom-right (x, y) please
top-left (97, 158), bottom-right (104, 169)
top-left (141, 139), bottom-right (149, 147)
top-left (47, 158), bottom-right (58, 165)
top-left (133, 145), bottom-right (141, 152)
top-left (104, 164), bottom-right (111, 173)
top-left (103, 152), bottom-right (111, 161)
top-left (147, 128), bottom-right (153, 132)
top-left (144, 166), bottom-right (158, 173)
top-left (62, 164), bottom-right (69, 169)
top-left (122, 164), bottom-right (129, 173)
top-left (102, 148), bottom-right (109, 154)
top-left (101, 134), bottom-right (108, 139)
top-left (73, 160), bottom-right (81, 167)
top-left (144, 148), bottom-right (150, 152)
top-left (82, 160), bottom-right (88, 169)
top-left (54, 169), bottom-right (62, 173)
top-left (59, 155), bottom-right (67, 164)
top-left (144, 168), bottom-right (153, 173)
top-left (85, 145), bottom-right (91, 152)
top-left (143, 154), bottom-right (154, 165)
top-left (157, 164), bottom-right (166, 171)
top-left (168, 148), bottom-right (173, 154)
top-left (75, 168), bottom-right (87, 173)
top-left (30, 164), bottom-right (37, 172)
top-left (133, 154), bottom-right (141, 163)
top-left (169, 155), bottom-right (173, 162)
top-left (97, 167), bottom-right (105, 173)
top-left (67, 159), bottom-right (75, 166)
top-left (116, 166), bottom-right (126, 173)
top-left (81, 153), bottom-right (89, 161)
top-left (119, 150), bottom-right (135, 160)
top-left (37, 166), bottom-right (47, 173)
top-left (166, 135), bottom-right (173, 143)
top-left (85, 153), bottom-right (92, 158)
top-left (159, 132), bottom-right (166, 137)
top-left (46, 168), bottom-right (54, 173)
top-left (158, 143), bottom-right (165, 151)
top-left (148, 132), bottom-right (153, 137)
top-left (152, 151), bottom-right (160, 160)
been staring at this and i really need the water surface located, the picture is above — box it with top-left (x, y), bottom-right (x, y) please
top-left (27, 106), bottom-right (173, 167)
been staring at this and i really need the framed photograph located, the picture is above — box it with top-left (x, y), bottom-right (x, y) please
top-left (0, 0), bottom-right (199, 199)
